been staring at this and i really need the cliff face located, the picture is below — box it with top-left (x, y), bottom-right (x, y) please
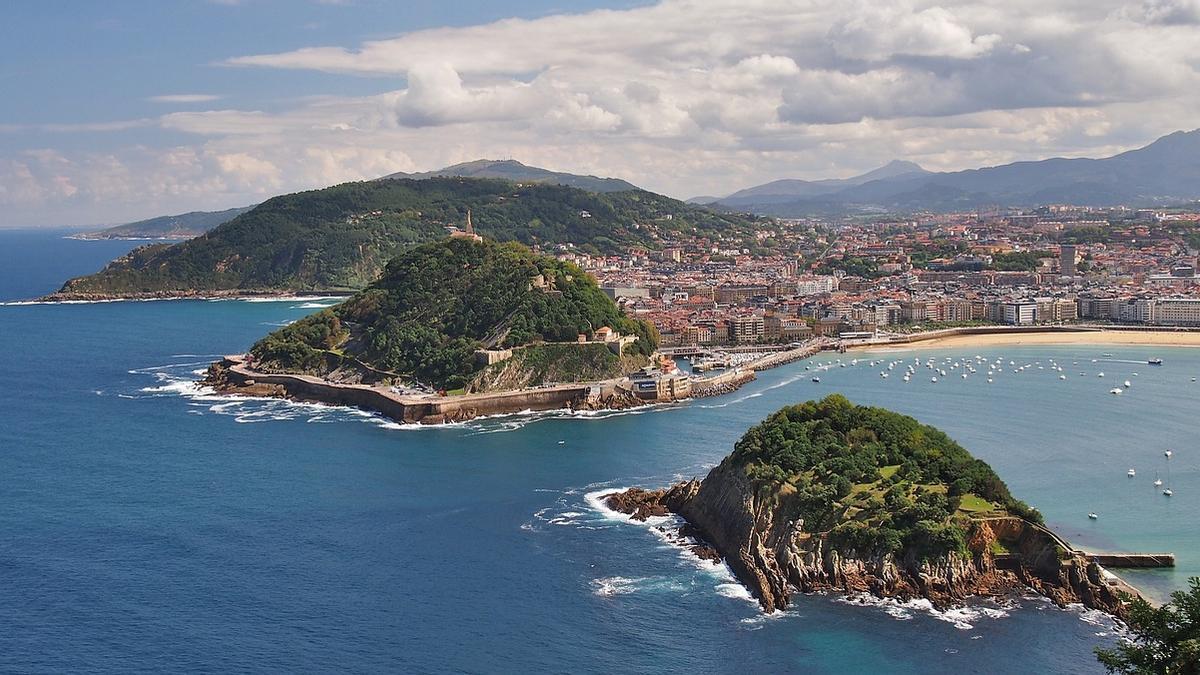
top-left (611, 461), bottom-right (1128, 617)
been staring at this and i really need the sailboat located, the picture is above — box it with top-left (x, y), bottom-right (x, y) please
top-left (1163, 451), bottom-right (1174, 496)
top-left (1154, 471), bottom-right (1163, 487)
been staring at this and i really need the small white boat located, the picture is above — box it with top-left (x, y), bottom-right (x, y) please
top-left (1127, 469), bottom-right (1136, 477)
top-left (1154, 472), bottom-right (1163, 487)
top-left (1059, 375), bottom-right (1066, 380)
top-left (1110, 388), bottom-right (1123, 395)
top-left (812, 376), bottom-right (821, 383)
top-left (1163, 488), bottom-right (1173, 497)
top-left (961, 373), bottom-right (968, 379)
top-left (931, 377), bottom-right (938, 383)
top-left (1098, 372), bottom-right (1105, 378)
top-left (1088, 512), bottom-right (1099, 520)
top-left (987, 378), bottom-right (993, 383)
top-left (1165, 450), bottom-right (1173, 458)
top-left (558, 440), bottom-right (566, 445)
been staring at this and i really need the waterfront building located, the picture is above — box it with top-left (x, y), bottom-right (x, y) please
top-left (1002, 301), bottom-right (1037, 325)
top-left (1153, 298), bottom-right (1200, 326)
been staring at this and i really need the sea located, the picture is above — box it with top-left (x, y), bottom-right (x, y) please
top-left (1, 228), bottom-right (1196, 673)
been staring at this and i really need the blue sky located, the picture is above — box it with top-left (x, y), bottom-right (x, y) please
top-left (1, 1), bottom-right (648, 155)
top-left (2, 0), bottom-right (1198, 227)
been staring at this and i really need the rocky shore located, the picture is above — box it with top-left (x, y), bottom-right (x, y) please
top-left (604, 463), bottom-right (1130, 618)
top-left (41, 289), bottom-right (352, 302)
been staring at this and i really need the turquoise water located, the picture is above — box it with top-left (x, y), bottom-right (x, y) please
top-left (2, 229), bottom-right (1197, 672)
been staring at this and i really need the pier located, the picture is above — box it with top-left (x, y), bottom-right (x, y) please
top-left (1086, 553), bottom-right (1175, 568)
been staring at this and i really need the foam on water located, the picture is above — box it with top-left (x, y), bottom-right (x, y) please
top-left (293, 302), bottom-right (338, 309)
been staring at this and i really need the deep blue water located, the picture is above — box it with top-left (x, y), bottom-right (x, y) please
top-left (2, 229), bottom-right (1197, 672)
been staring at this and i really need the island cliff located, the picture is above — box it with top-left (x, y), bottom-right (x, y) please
top-left (607, 395), bottom-right (1129, 617)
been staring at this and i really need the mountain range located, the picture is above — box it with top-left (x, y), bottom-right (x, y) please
top-left (381, 159), bottom-right (640, 193)
top-left (708, 129), bottom-right (1200, 216)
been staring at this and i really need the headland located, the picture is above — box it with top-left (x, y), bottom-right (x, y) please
top-left (603, 396), bottom-right (1162, 618)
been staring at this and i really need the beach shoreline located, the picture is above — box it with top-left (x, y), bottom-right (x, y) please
top-left (849, 327), bottom-right (1200, 352)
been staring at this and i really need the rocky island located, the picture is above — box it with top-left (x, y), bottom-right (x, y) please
top-left (202, 236), bottom-right (683, 423)
top-left (606, 395), bottom-right (1131, 617)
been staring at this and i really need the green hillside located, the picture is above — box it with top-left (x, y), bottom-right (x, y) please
top-left (729, 395), bottom-right (1041, 562)
top-left (57, 176), bottom-right (762, 296)
top-left (249, 238), bottom-right (658, 390)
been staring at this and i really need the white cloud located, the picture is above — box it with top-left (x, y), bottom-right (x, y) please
top-left (5, 0), bottom-right (1200, 226)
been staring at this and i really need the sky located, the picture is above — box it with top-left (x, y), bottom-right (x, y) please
top-left (2, 0), bottom-right (1199, 228)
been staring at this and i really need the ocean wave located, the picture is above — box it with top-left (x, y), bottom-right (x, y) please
top-left (581, 485), bottom-right (752, 607)
top-left (836, 593), bottom-right (1015, 630)
top-left (238, 296), bottom-right (341, 303)
top-left (592, 576), bottom-right (645, 597)
top-left (293, 302), bottom-right (338, 309)
top-left (715, 583), bottom-right (754, 601)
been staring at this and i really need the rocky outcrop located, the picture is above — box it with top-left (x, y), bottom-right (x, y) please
top-left (606, 462), bottom-right (1129, 617)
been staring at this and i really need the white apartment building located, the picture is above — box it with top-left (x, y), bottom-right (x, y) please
top-left (1153, 298), bottom-right (1200, 326)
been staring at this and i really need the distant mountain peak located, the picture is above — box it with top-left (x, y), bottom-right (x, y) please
top-left (853, 159), bottom-right (930, 183)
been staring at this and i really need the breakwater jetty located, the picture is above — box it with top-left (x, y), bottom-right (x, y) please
top-left (210, 355), bottom-right (603, 425)
top-left (1088, 553), bottom-right (1175, 568)
top-left (689, 340), bottom-right (832, 398)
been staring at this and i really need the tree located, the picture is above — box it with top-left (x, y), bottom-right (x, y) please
top-left (1096, 577), bottom-right (1200, 673)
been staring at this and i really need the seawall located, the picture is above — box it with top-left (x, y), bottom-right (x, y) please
top-left (213, 356), bottom-right (593, 424)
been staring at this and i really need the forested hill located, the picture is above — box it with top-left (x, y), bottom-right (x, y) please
top-left (727, 395), bottom-right (1042, 560)
top-left (248, 237), bottom-right (658, 390)
top-left (55, 177), bottom-right (762, 297)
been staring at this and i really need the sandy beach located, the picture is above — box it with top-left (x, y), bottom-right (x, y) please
top-left (857, 329), bottom-right (1200, 351)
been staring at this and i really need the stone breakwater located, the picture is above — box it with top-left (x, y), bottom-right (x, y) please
top-left (204, 356), bottom-right (671, 425)
top-left (690, 370), bottom-right (757, 398)
top-left (605, 464), bottom-right (1131, 618)
top-left (689, 341), bottom-right (829, 399)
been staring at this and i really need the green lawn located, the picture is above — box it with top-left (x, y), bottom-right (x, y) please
top-left (958, 493), bottom-right (997, 513)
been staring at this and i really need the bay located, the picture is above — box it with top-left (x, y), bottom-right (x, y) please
top-left (3, 229), bottom-right (1195, 673)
